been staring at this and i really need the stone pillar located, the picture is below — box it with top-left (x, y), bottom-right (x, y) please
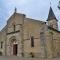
top-left (4, 29), bottom-right (7, 56)
top-left (40, 23), bottom-right (46, 58)
top-left (6, 41), bottom-right (10, 56)
top-left (6, 37), bottom-right (11, 56)
top-left (17, 25), bottom-right (23, 57)
top-left (17, 14), bottom-right (26, 57)
top-left (40, 32), bottom-right (46, 58)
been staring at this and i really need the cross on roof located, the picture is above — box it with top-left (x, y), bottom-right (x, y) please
top-left (14, 7), bottom-right (17, 13)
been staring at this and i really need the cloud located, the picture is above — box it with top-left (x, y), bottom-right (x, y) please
top-left (0, 0), bottom-right (60, 30)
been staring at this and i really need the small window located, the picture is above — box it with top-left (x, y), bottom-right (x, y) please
top-left (31, 36), bottom-right (34, 47)
top-left (1, 41), bottom-right (3, 49)
top-left (12, 23), bottom-right (16, 32)
top-left (13, 24), bottom-right (15, 31)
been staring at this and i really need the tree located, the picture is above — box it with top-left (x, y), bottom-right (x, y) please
top-left (58, 1), bottom-right (60, 9)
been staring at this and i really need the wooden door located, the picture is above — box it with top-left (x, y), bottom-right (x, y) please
top-left (13, 44), bottom-right (17, 55)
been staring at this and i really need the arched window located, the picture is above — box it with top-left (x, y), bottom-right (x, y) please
top-left (31, 36), bottom-right (34, 47)
top-left (49, 32), bottom-right (54, 51)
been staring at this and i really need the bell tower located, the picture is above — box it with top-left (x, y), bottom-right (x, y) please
top-left (46, 6), bottom-right (58, 30)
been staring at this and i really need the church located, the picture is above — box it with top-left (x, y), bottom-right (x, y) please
top-left (0, 6), bottom-right (60, 58)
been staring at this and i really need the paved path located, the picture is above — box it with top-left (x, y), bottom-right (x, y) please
top-left (0, 56), bottom-right (60, 60)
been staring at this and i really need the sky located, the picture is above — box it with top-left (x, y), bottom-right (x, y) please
top-left (0, 0), bottom-right (60, 31)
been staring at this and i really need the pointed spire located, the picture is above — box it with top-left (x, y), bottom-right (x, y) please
top-left (46, 6), bottom-right (58, 21)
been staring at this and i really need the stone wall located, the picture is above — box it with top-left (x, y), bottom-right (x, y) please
top-left (23, 18), bottom-right (45, 58)
top-left (45, 28), bottom-right (60, 58)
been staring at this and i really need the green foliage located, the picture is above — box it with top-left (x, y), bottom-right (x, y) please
top-left (58, 1), bottom-right (60, 9)
top-left (0, 51), bottom-right (2, 56)
top-left (29, 52), bottom-right (34, 58)
top-left (58, 5), bottom-right (60, 9)
top-left (21, 53), bottom-right (24, 56)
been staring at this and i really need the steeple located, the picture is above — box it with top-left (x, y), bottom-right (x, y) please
top-left (46, 6), bottom-right (58, 21)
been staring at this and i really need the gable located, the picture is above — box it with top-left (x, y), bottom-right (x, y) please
top-left (7, 12), bottom-right (26, 27)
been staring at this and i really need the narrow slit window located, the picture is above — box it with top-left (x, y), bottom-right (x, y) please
top-left (1, 41), bottom-right (3, 49)
top-left (31, 37), bottom-right (34, 47)
top-left (13, 24), bottom-right (15, 31)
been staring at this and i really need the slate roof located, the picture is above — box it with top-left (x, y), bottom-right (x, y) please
top-left (47, 6), bottom-right (58, 21)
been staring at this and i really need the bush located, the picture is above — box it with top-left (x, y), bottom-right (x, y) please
top-left (29, 52), bottom-right (34, 58)
top-left (0, 51), bottom-right (2, 56)
top-left (21, 53), bottom-right (24, 57)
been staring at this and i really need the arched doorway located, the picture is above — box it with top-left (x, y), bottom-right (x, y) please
top-left (13, 44), bottom-right (18, 55)
top-left (10, 38), bottom-right (18, 56)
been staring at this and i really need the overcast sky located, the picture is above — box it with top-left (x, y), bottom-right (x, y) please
top-left (0, 0), bottom-right (60, 30)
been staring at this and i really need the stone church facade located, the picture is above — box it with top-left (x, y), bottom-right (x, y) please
top-left (0, 6), bottom-right (60, 58)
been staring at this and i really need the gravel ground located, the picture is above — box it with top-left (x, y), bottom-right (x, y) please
top-left (0, 56), bottom-right (60, 60)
